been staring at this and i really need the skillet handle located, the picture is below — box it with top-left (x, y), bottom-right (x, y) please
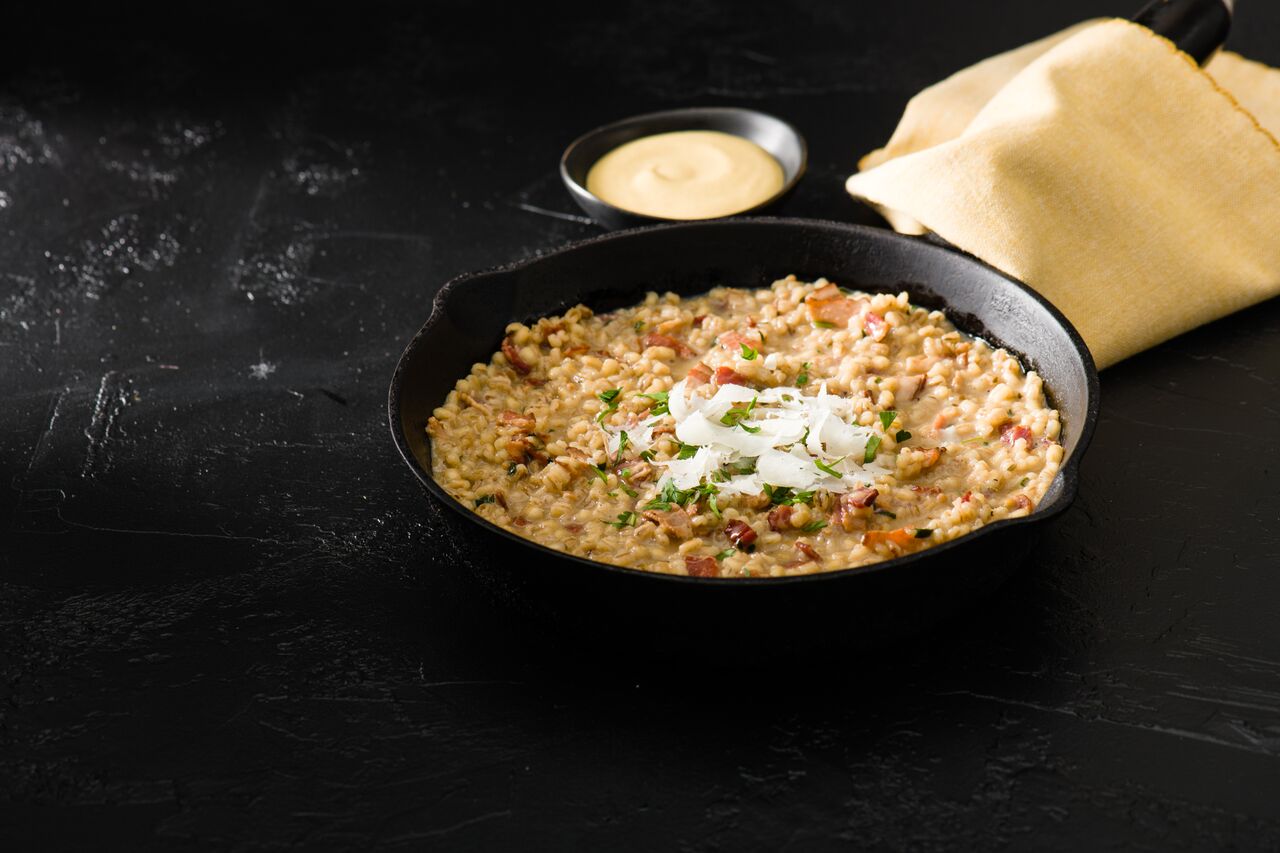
top-left (1131, 0), bottom-right (1232, 64)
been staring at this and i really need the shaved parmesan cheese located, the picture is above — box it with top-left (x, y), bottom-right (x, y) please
top-left (654, 373), bottom-right (894, 500)
top-left (603, 421), bottom-right (655, 457)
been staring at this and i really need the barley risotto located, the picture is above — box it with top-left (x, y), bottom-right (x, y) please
top-left (427, 277), bottom-right (1063, 578)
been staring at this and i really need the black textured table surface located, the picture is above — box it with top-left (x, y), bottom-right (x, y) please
top-left (4, 2), bottom-right (1279, 849)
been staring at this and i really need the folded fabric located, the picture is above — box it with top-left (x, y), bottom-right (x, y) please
top-left (846, 19), bottom-right (1280, 368)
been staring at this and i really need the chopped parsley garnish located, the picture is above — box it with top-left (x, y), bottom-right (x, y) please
top-left (639, 449), bottom-right (656, 462)
top-left (796, 363), bottom-right (810, 387)
top-left (727, 458), bottom-right (757, 475)
top-left (610, 511), bottom-right (637, 528)
top-left (474, 495), bottom-right (496, 507)
top-left (874, 508), bottom-right (897, 519)
top-left (814, 457), bottom-right (845, 478)
top-left (706, 490), bottom-right (721, 519)
top-left (914, 528), bottom-right (933, 539)
top-left (614, 430), bottom-right (630, 465)
top-left (620, 482), bottom-right (638, 498)
top-left (715, 548), bottom-right (736, 561)
top-left (677, 443), bottom-right (699, 460)
top-left (1019, 476), bottom-right (1029, 487)
top-left (596, 388), bottom-right (621, 423)
top-left (633, 320), bottom-right (644, 332)
top-left (763, 484), bottom-right (815, 506)
top-left (637, 391), bottom-right (669, 416)
top-left (863, 434), bottom-right (882, 463)
top-left (589, 465), bottom-right (609, 484)
top-left (642, 479), bottom-right (705, 512)
top-left (813, 321), bottom-right (835, 329)
top-left (879, 411), bottom-right (897, 431)
top-left (720, 397), bottom-right (760, 433)
top-left (799, 519), bottom-right (828, 533)
top-left (739, 343), bottom-right (758, 360)
top-left (507, 463), bottom-right (518, 476)
top-left (895, 429), bottom-right (912, 443)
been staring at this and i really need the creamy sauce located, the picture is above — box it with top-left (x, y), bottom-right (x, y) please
top-left (585, 130), bottom-right (785, 220)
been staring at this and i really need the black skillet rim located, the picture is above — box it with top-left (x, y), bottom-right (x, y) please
top-left (388, 217), bottom-right (1100, 587)
top-left (558, 106), bottom-right (809, 225)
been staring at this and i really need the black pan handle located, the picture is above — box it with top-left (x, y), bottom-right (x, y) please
top-left (1131, 0), bottom-right (1232, 64)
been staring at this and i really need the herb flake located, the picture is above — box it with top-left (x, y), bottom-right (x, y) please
top-left (637, 391), bottom-right (669, 416)
top-left (596, 388), bottom-right (621, 423)
top-left (814, 457), bottom-right (845, 478)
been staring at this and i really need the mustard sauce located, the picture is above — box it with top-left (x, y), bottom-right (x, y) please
top-left (585, 130), bottom-right (785, 220)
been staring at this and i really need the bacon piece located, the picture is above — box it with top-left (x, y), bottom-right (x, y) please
top-left (961, 490), bottom-right (973, 503)
top-left (501, 337), bottom-right (532, 375)
top-left (832, 488), bottom-right (877, 531)
top-left (616, 460), bottom-right (653, 483)
top-left (717, 330), bottom-right (762, 352)
top-left (686, 363), bottom-right (713, 386)
top-left (499, 410), bottom-right (536, 431)
top-left (692, 315), bottom-right (707, 328)
top-left (861, 528), bottom-right (916, 549)
top-left (641, 333), bottom-right (695, 358)
top-left (506, 438), bottom-right (533, 462)
top-left (513, 516), bottom-right (528, 527)
top-left (1012, 494), bottom-right (1034, 512)
top-left (767, 505), bottom-right (792, 532)
top-left (563, 522), bottom-right (583, 534)
top-left (1000, 423), bottom-right (1033, 446)
top-left (911, 484), bottom-right (942, 496)
top-left (714, 366), bottom-right (748, 386)
top-left (563, 344), bottom-right (589, 357)
top-left (863, 311), bottom-right (887, 340)
top-left (900, 374), bottom-right (925, 401)
top-left (643, 509), bottom-right (693, 540)
top-left (809, 283), bottom-right (841, 300)
top-left (794, 542), bottom-right (822, 562)
top-left (807, 295), bottom-right (861, 328)
top-left (724, 519), bottom-right (757, 549)
top-left (684, 555), bottom-right (720, 577)
top-left (847, 487), bottom-right (878, 508)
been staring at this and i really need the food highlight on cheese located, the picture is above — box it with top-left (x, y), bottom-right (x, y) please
top-left (585, 130), bottom-right (784, 220)
top-left (427, 277), bottom-right (1064, 578)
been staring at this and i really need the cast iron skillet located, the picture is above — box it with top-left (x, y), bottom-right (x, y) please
top-left (389, 218), bottom-right (1098, 647)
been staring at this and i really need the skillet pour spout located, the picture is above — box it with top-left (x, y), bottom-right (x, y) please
top-left (389, 219), bottom-right (1099, 649)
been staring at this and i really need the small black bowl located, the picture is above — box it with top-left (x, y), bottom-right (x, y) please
top-left (560, 107), bottom-right (807, 230)
top-left (389, 218), bottom-right (1099, 652)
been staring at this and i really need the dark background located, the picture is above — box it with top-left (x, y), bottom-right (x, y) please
top-left (3, 2), bottom-right (1279, 849)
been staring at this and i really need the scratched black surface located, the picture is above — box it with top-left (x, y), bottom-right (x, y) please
top-left (3, 2), bottom-right (1279, 849)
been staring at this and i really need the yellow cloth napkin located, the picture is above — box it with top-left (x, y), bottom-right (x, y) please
top-left (845, 19), bottom-right (1280, 369)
